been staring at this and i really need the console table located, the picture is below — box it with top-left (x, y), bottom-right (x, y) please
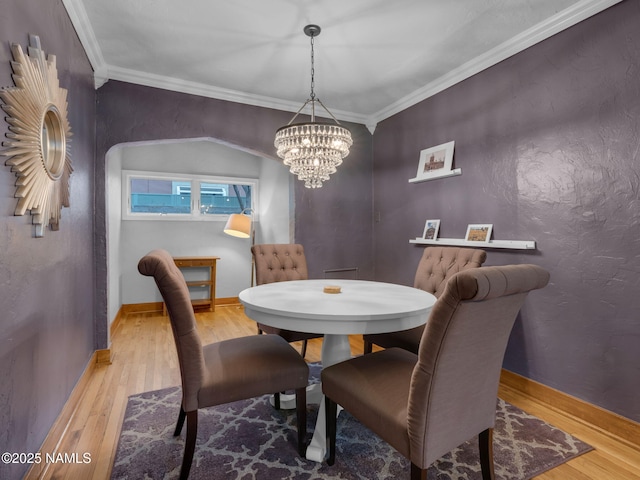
top-left (163, 256), bottom-right (219, 314)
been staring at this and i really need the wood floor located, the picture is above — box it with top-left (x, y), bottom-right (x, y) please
top-left (31, 305), bottom-right (640, 479)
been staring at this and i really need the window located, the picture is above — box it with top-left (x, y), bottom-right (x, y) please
top-left (200, 182), bottom-right (252, 216)
top-left (123, 171), bottom-right (256, 220)
top-left (129, 178), bottom-right (191, 214)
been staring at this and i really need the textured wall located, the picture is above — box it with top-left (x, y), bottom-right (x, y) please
top-left (0, 1), bottom-right (96, 478)
top-left (373, 0), bottom-right (640, 421)
top-left (95, 81), bottom-right (374, 348)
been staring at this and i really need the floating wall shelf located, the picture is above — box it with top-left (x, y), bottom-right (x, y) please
top-left (410, 237), bottom-right (536, 250)
top-left (408, 168), bottom-right (462, 183)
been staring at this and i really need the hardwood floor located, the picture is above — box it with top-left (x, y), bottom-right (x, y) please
top-left (30, 306), bottom-right (640, 479)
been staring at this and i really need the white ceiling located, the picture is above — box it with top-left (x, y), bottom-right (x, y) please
top-left (63, 0), bottom-right (620, 129)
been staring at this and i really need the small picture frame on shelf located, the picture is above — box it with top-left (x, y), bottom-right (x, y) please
top-left (465, 224), bottom-right (493, 243)
top-left (415, 141), bottom-right (455, 180)
top-left (422, 219), bottom-right (441, 240)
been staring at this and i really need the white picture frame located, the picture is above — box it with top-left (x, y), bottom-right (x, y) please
top-left (415, 141), bottom-right (455, 180)
top-left (422, 219), bottom-right (441, 240)
top-left (465, 224), bottom-right (493, 243)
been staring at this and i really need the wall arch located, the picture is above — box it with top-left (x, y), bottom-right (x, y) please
top-left (105, 137), bottom-right (292, 343)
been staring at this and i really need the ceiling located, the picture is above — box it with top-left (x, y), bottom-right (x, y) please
top-left (62, 0), bottom-right (620, 130)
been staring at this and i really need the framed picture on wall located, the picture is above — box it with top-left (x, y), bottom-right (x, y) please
top-left (422, 219), bottom-right (441, 240)
top-left (465, 224), bottom-right (493, 243)
top-left (415, 141), bottom-right (455, 180)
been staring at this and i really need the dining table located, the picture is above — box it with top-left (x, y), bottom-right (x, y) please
top-left (239, 279), bottom-right (436, 462)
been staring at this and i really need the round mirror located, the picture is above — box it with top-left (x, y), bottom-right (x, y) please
top-left (41, 105), bottom-right (66, 180)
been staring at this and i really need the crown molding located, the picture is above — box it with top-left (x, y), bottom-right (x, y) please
top-left (63, 0), bottom-right (621, 130)
top-left (62, 0), bottom-right (108, 88)
top-left (105, 65), bottom-right (370, 126)
top-left (370, 0), bottom-right (623, 125)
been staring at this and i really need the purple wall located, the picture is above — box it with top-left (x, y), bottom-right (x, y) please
top-left (0, 1), bottom-right (96, 478)
top-left (94, 81), bottom-right (374, 347)
top-left (373, 0), bottom-right (640, 421)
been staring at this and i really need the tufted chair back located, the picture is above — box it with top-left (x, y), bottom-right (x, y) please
top-left (250, 243), bottom-right (320, 357)
top-left (252, 244), bottom-right (309, 285)
top-left (362, 246), bottom-right (487, 355)
top-left (413, 246), bottom-right (488, 298)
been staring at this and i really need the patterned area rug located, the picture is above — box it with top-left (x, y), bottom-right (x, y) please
top-left (112, 367), bottom-right (592, 480)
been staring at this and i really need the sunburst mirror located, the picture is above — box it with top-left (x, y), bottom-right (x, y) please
top-left (0, 34), bottom-right (72, 237)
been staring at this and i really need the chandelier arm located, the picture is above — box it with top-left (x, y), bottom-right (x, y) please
top-left (315, 98), bottom-right (343, 125)
top-left (286, 98), bottom-right (313, 126)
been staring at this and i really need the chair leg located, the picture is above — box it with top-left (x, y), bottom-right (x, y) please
top-left (274, 392), bottom-right (281, 410)
top-left (411, 463), bottom-right (427, 480)
top-left (325, 397), bottom-right (338, 465)
top-left (295, 386), bottom-right (308, 456)
top-left (300, 339), bottom-right (308, 358)
top-left (179, 410), bottom-right (198, 480)
top-left (363, 340), bottom-right (373, 354)
top-left (479, 428), bottom-right (495, 480)
top-left (174, 405), bottom-right (186, 436)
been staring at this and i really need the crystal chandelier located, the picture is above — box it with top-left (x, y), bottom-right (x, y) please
top-left (274, 25), bottom-right (353, 189)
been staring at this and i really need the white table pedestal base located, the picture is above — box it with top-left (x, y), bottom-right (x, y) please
top-left (270, 334), bottom-right (352, 462)
top-left (268, 383), bottom-right (322, 410)
top-left (305, 333), bottom-right (351, 462)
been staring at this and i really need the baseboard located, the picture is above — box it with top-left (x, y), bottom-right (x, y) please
top-left (120, 301), bottom-right (164, 314)
top-left (119, 298), bottom-right (241, 315)
top-left (216, 296), bottom-right (240, 306)
top-left (96, 348), bottom-right (112, 365)
top-left (24, 350), bottom-right (99, 480)
top-left (110, 306), bottom-right (123, 339)
top-left (500, 368), bottom-right (640, 450)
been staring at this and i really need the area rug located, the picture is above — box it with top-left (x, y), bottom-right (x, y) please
top-left (112, 367), bottom-right (592, 480)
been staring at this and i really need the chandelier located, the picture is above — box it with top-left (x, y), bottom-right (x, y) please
top-left (274, 25), bottom-right (352, 189)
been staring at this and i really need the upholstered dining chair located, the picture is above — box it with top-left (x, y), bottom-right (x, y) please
top-left (251, 244), bottom-right (323, 357)
top-left (363, 246), bottom-right (487, 354)
top-left (138, 249), bottom-right (309, 480)
top-left (323, 264), bottom-right (550, 480)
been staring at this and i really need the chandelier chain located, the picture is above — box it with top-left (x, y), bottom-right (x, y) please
top-left (309, 34), bottom-right (315, 100)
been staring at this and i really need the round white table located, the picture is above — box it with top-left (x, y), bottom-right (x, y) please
top-left (239, 279), bottom-right (436, 462)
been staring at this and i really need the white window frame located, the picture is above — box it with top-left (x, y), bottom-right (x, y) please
top-left (122, 170), bottom-right (258, 221)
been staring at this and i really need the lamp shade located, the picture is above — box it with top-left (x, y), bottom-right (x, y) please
top-left (223, 213), bottom-right (251, 238)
